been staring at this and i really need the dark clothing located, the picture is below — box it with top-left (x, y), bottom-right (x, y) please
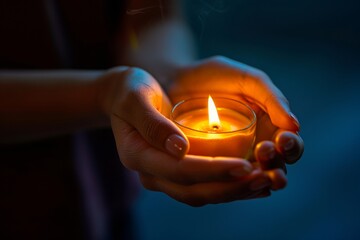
top-left (0, 1), bottom-right (138, 239)
top-left (0, 0), bottom-right (125, 69)
top-left (0, 136), bottom-right (84, 239)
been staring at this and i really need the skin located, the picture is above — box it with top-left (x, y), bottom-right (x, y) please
top-left (106, 58), bottom-right (304, 206)
top-left (0, 0), bottom-right (304, 206)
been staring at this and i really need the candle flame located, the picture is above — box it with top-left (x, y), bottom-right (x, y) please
top-left (208, 95), bottom-right (221, 130)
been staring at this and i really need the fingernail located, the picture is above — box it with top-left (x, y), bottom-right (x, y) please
top-left (229, 165), bottom-right (253, 177)
top-left (165, 134), bottom-right (187, 158)
top-left (250, 177), bottom-right (271, 191)
top-left (290, 113), bottom-right (300, 130)
top-left (283, 138), bottom-right (295, 151)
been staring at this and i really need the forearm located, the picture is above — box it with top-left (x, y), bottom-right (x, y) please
top-left (0, 70), bottom-right (107, 143)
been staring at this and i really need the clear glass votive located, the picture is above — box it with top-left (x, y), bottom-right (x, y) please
top-left (171, 97), bottom-right (256, 159)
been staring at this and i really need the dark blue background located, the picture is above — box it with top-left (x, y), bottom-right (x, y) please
top-left (134, 1), bottom-right (360, 239)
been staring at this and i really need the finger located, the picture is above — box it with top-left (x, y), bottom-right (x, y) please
top-left (198, 57), bottom-right (299, 131)
top-left (179, 155), bottom-right (255, 184)
top-left (170, 57), bottom-right (300, 131)
top-left (254, 111), bottom-right (278, 144)
top-left (117, 68), bottom-right (189, 158)
top-left (265, 169), bottom-right (287, 191)
top-left (162, 154), bottom-right (255, 185)
top-left (114, 122), bottom-right (256, 185)
top-left (140, 171), bottom-right (272, 206)
top-left (274, 130), bottom-right (304, 164)
top-left (254, 141), bottom-right (286, 173)
top-left (241, 72), bottom-right (300, 132)
top-left (244, 188), bottom-right (272, 200)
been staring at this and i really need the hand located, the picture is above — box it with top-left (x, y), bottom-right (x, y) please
top-left (99, 67), bottom-right (271, 206)
top-left (169, 56), bottom-right (304, 189)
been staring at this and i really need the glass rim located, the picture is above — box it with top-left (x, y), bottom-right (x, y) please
top-left (171, 97), bottom-right (257, 134)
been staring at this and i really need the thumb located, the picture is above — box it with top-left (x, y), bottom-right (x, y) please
top-left (138, 105), bottom-right (189, 159)
top-left (120, 68), bottom-right (189, 159)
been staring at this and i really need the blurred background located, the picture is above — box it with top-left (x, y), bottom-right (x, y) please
top-left (133, 0), bottom-right (360, 239)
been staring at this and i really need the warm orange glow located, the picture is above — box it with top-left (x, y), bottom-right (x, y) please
top-left (208, 95), bottom-right (221, 130)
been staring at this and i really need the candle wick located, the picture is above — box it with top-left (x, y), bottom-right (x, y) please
top-left (212, 125), bottom-right (219, 130)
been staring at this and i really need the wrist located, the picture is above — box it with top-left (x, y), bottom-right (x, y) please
top-left (96, 66), bottom-right (131, 122)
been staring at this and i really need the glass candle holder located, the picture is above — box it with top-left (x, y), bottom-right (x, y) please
top-left (171, 97), bottom-right (256, 159)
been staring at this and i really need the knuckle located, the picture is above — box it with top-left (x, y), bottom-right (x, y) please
top-left (251, 68), bottom-right (270, 81)
top-left (209, 55), bottom-right (228, 63)
top-left (250, 73), bottom-right (266, 86)
top-left (248, 71), bottom-right (271, 89)
top-left (142, 113), bottom-right (163, 143)
top-left (257, 70), bottom-right (270, 79)
top-left (125, 68), bottom-right (156, 93)
top-left (203, 56), bottom-right (230, 68)
top-left (123, 66), bottom-right (147, 78)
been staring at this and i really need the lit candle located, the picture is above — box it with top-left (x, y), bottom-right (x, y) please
top-left (171, 96), bottom-right (256, 158)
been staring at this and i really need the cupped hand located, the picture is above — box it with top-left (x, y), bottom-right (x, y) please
top-left (169, 56), bottom-right (304, 188)
top-left (98, 67), bottom-right (271, 206)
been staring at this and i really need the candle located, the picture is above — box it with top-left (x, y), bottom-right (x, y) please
top-left (171, 96), bottom-right (256, 158)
